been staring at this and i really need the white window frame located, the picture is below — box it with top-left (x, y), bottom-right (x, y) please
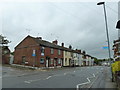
top-left (40, 58), bottom-right (44, 64)
top-left (51, 48), bottom-right (54, 54)
top-left (58, 50), bottom-right (61, 55)
top-left (41, 47), bottom-right (45, 56)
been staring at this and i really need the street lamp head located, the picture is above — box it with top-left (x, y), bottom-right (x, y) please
top-left (116, 20), bottom-right (120, 29)
top-left (97, 2), bottom-right (105, 5)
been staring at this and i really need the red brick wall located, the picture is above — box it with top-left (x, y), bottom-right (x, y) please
top-left (2, 54), bottom-right (10, 64)
top-left (14, 36), bottom-right (44, 67)
top-left (39, 46), bottom-right (63, 67)
top-left (46, 47), bottom-right (63, 66)
top-left (2, 47), bottom-right (10, 64)
top-left (14, 36), bottom-right (63, 67)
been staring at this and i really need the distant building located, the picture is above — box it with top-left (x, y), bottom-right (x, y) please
top-left (2, 46), bottom-right (11, 64)
top-left (113, 38), bottom-right (120, 61)
top-left (63, 46), bottom-right (73, 67)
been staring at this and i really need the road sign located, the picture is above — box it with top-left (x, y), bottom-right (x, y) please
top-left (32, 50), bottom-right (36, 56)
top-left (102, 46), bottom-right (108, 49)
top-left (32, 54), bottom-right (36, 56)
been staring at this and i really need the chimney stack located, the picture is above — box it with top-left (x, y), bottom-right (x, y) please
top-left (78, 49), bottom-right (81, 53)
top-left (61, 43), bottom-right (64, 47)
top-left (52, 40), bottom-right (58, 45)
top-left (69, 45), bottom-right (72, 49)
top-left (83, 50), bottom-right (86, 54)
top-left (37, 37), bottom-right (42, 40)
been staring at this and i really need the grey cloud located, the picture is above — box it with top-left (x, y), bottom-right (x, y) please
top-left (2, 2), bottom-right (118, 59)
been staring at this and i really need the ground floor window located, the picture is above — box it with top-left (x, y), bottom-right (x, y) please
top-left (22, 56), bottom-right (26, 64)
top-left (40, 58), bottom-right (44, 64)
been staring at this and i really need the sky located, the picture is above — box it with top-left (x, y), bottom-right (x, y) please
top-left (1, 1), bottom-right (119, 59)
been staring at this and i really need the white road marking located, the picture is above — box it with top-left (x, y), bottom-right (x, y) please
top-left (25, 70), bottom-right (78, 84)
top-left (64, 73), bottom-right (66, 75)
top-left (0, 77), bottom-right (2, 79)
top-left (46, 76), bottom-right (52, 79)
top-left (24, 81), bottom-right (31, 83)
top-left (93, 74), bottom-right (95, 77)
top-left (30, 78), bottom-right (41, 82)
top-left (76, 73), bottom-right (96, 89)
top-left (24, 78), bottom-right (42, 83)
top-left (24, 73), bottom-right (65, 83)
top-left (88, 72), bottom-right (100, 88)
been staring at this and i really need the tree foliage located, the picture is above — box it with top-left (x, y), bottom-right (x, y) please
top-left (0, 35), bottom-right (11, 45)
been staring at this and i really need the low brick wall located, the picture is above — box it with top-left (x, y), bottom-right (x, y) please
top-left (11, 64), bottom-right (62, 70)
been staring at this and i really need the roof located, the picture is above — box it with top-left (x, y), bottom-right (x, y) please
top-left (16, 35), bottom-right (90, 55)
top-left (114, 39), bottom-right (120, 43)
top-left (29, 35), bottom-right (73, 52)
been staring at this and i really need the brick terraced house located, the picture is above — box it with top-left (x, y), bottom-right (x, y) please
top-left (14, 35), bottom-right (94, 68)
top-left (14, 35), bottom-right (64, 68)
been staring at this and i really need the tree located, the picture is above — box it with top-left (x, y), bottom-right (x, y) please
top-left (94, 58), bottom-right (99, 65)
top-left (0, 35), bottom-right (11, 46)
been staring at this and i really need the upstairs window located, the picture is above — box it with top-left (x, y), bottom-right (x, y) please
top-left (65, 51), bottom-right (67, 55)
top-left (58, 50), bottom-right (61, 55)
top-left (51, 48), bottom-right (54, 54)
top-left (41, 47), bottom-right (45, 56)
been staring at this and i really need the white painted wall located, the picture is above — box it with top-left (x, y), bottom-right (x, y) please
top-left (78, 54), bottom-right (82, 66)
top-left (10, 54), bottom-right (14, 64)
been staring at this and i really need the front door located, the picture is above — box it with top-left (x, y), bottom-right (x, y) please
top-left (69, 59), bottom-right (71, 67)
top-left (61, 59), bottom-right (63, 67)
top-left (46, 59), bottom-right (48, 68)
top-left (54, 58), bottom-right (57, 67)
top-left (22, 56), bottom-right (26, 65)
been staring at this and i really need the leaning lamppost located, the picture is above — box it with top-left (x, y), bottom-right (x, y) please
top-left (97, 2), bottom-right (111, 65)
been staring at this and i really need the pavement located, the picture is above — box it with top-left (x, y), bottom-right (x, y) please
top-left (105, 67), bottom-right (117, 88)
top-left (90, 66), bottom-right (117, 89)
top-left (1, 65), bottom-right (117, 89)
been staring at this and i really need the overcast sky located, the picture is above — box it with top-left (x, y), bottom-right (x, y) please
top-left (1, 1), bottom-right (119, 59)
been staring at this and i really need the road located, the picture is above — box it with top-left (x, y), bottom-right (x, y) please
top-left (2, 65), bottom-right (110, 88)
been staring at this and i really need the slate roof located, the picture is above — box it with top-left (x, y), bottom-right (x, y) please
top-left (30, 36), bottom-right (73, 52)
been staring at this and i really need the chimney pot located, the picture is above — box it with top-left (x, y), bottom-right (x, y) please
top-left (61, 43), bottom-right (64, 47)
top-left (52, 40), bottom-right (58, 45)
top-left (83, 51), bottom-right (86, 54)
top-left (69, 45), bottom-right (72, 49)
top-left (78, 50), bottom-right (81, 53)
top-left (37, 37), bottom-right (42, 40)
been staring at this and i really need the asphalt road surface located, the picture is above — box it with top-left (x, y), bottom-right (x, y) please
top-left (2, 65), bottom-right (109, 88)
